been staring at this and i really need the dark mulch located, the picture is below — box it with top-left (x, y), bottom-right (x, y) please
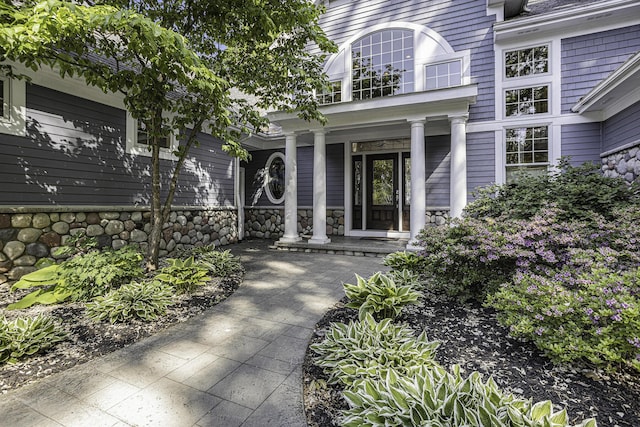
top-left (304, 293), bottom-right (640, 427)
top-left (0, 273), bottom-right (242, 394)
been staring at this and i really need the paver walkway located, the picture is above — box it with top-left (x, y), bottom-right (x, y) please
top-left (0, 240), bottom-right (386, 427)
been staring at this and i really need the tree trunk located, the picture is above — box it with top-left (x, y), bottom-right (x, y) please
top-left (146, 111), bottom-right (164, 270)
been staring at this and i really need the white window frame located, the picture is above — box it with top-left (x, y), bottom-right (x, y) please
top-left (126, 112), bottom-right (178, 160)
top-left (264, 152), bottom-right (285, 204)
top-left (425, 58), bottom-right (463, 90)
top-left (504, 44), bottom-right (550, 80)
top-left (0, 75), bottom-right (26, 137)
top-left (317, 80), bottom-right (343, 105)
top-left (504, 84), bottom-right (551, 118)
top-left (504, 124), bottom-right (551, 182)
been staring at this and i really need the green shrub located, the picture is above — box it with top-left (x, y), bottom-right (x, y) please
top-left (197, 249), bottom-right (244, 277)
top-left (383, 251), bottom-right (427, 274)
top-left (0, 315), bottom-right (66, 364)
top-left (9, 246), bottom-right (144, 309)
top-left (86, 280), bottom-right (174, 324)
top-left (343, 272), bottom-right (421, 320)
top-left (155, 256), bottom-right (211, 293)
top-left (465, 158), bottom-right (638, 222)
top-left (342, 365), bottom-right (596, 427)
top-left (487, 265), bottom-right (640, 372)
top-left (310, 313), bottom-right (439, 386)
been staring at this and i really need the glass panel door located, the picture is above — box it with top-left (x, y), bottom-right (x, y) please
top-left (366, 154), bottom-right (398, 230)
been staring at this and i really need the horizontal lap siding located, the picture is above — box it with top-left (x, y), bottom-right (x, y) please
top-left (0, 84), bottom-right (233, 206)
top-left (317, 0), bottom-right (495, 122)
top-left (561, 123), bottom-right (601, 165)
top-left (603, 101), bottom-right (640, 154)
top-left (244, 144), bottom-right (345, 208)
top-left (561, 25), bottom-right (640, 113)
top-left (467, 131), bottom-right (495, 199)
top-left (426, 135), bottom-right (450, 207)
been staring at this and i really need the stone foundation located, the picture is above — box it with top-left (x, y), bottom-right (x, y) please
top-left (601, 145), bottom-right (640, 183)
top-left (0, 208), bottom-right (239, 283)
top-left (244, 208), bottom-right (345, 239)
top-left (425, 210), bottom-right (449, 225)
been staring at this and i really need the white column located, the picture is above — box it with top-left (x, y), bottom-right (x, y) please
top-left (408, 120), bottom-right (426, 248)
top-left (449, 115), bottom-right (468, 219)
top-left (279, 132), bottom-right (301, 243)
top-left (310, 129), bottom-right (331, 244)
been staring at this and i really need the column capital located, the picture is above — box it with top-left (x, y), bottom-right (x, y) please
top-left (448, 114), bottom-right (468, 124)
top-left (283, 131), bottom-right (298, 138)
top-left (407, 118), bottom-right (426, 126)
top-left (310, 128), bottom-right (327, 136)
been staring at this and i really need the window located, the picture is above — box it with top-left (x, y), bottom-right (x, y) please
top-left (426, 60), bottom-right (462, 90)
top-left (317, 80), bottom-right (342, 105)
top-left (505, 86), bottom-right (548, 117)
top-left (505, 45), bottom-right (549, 78)
top-left (126, 113), bottom-right (177, 160)
top-left (265, 152), bottom-right (285, 204)
top-left (505, 126), bottom-right (549, 182)
top-left (352, 29), bottom-right (414, 100)
top-left (0, 75), bottom-right (26, 136)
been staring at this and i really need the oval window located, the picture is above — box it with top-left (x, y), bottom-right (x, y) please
top-left (265, 152), bottom-right (285, 204)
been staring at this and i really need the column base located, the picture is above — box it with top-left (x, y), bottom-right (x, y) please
top-left (279, 235), bottom-right (302, 243)
top-left (309, 236), bottom-right (331, 245)
top-left (405, 240), bottom-right (424, 251)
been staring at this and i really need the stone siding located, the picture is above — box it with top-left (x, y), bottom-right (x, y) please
top-left (0, 208), bottom-right (239, 283)
top-left (244, 208), bottom-right (345, 239)
top-left (601, 145), bottom-right (640, 183)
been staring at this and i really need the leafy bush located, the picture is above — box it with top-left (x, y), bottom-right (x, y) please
top-left (487, 265), bottom-right (640, 372)
top-left (155, 256), bottom-right (211, 293)
top-left (310, 313), bottom-right (439, 386)
top-left (343, 272), bottom-right (421, 320)
top-left (197, 249), bottom-right (244, 277)
top-left (465, 159), bottom-right (638, 222)
top-left (87, 281), bottom-right (174, 324)
top-left (342, 365), bottom-right (596, 427)
top-left (9, 246), bottom-right (144, 309)
top-left (383, 251), bottom-right (427, 274)
top-left (0, 315), bottom-right (66, 364)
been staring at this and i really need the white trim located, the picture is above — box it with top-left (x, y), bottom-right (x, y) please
top-left (503, 83), bottom-right (551, 119)
top-left (502, 43), bottom-right (552, 82)
top-left (125, 112), bottom-right (178, 160)
top-left (0, 76), bottom-right (25, 137)
top-left (600, 138), bottom-right (640, 158)
top-left (264, 151), bottom-right (286, 205)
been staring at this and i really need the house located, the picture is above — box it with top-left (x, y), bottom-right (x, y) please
top-left (0, 0), bottom-right (639, 280)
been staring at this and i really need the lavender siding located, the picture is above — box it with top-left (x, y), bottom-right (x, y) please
top-left (467, 131), bottom-right (495, 200)
top-left (425, 135), bottom-right (451, 207)
top-left (317, 0), bottom-right (495, 122)
top-left (0, 84), bottom-right (234, 206)
top-left (603, 101), bottom-right (640, 154)
top-left (244, 144), bottom-right (344, 208)
top-left (561, 123), bottom-right (601, 165)
top-left (561, 25), bottom-right (640, 113)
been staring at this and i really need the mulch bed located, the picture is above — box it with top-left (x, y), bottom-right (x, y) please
top-left (0, 273), bottom-right (242, 394)
top-left (303, 292), bottom-right (640, 427)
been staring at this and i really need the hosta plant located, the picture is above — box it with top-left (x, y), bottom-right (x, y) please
top-left (310, 313), bottom-right (439, 386)
top-left (155, 256), bottom-right (211, 293)
top-left (197, 249), bottom-right (244, 277)
top-left (383, 250), bottom-right (427, 274)
top-left (86, 280), bottom-right (174, 324)
top-left (342, 365), bottom-right (597, 427)
top-left (343, 272), bottom-right (421, 320)
top-left (0, 315), bottom-right (66, 364)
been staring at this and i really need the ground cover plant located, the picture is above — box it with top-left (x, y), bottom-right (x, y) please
top-left (0, 242), bottom-right (244, 391)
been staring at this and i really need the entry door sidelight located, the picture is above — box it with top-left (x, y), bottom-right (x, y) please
top-left (366, 154), bottom-right (398, 230)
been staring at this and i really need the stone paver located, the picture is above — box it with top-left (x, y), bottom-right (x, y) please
top-left (0, 240), bottom-right (386, 426)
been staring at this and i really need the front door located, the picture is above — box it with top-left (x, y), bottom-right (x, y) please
top-left (366, 154), bottom-right (398, 230)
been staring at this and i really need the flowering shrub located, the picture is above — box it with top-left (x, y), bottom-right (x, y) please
top-left (487, 265), bottom-right (640, 372)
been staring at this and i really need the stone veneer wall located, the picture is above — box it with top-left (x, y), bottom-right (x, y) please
top-left (0, 208), bottom-right (239, 283)
top-left (244, 208), bottom-right (448, 238)
top-left (601, 145), bottom-right (640, 182)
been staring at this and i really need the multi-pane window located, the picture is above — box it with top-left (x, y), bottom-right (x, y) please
top-left (505, 86), bottom-right (548, 116)
top-left (0, 79), bottom-right (5, 118)
top-left (425, 60), bottom-right (462, 90)
top-left (317, 80), bottom-right (342, 105)
top-left (137, 121), bottom-right (170, 149)
top-left (505, 126), bottom-right (549, 182)
top-left (352, 29), bottom-right (414, 100)
top-left (505, 45), bottom-right (549, 78)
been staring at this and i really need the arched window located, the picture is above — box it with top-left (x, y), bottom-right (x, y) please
top-left (265, 152), bottom-right (285, 204)
top-left (352, 29), bottom-right (414, 100)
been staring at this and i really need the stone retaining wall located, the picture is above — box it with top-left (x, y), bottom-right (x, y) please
top-left (0, 208), bottom-right (238, 283)
top-left (244, 208), bottom-right (448, 238)
top-left (601, 145), bottom-right (640, 182)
